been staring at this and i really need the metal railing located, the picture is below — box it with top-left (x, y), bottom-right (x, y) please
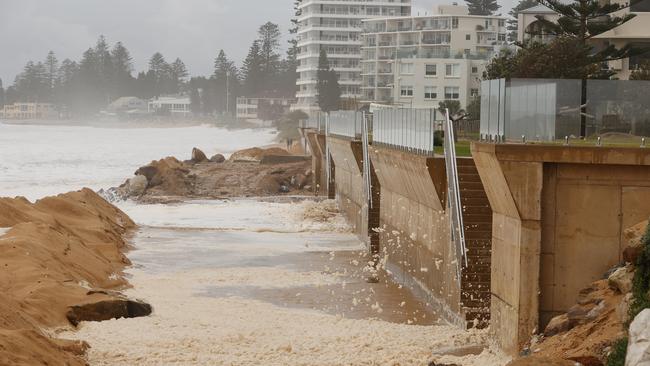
top-left (372, 107), bottom-right (444, 155)
top-left (301, 112), bottom-right (326, 132)
top-left (443, 109), bottom-right (467, 283)
top-left (328, 110), bottom-right (363, 139)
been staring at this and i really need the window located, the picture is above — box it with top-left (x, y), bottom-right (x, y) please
top-left (399, 62), bottom-right (414, 74)
top-left (444, 86), bottom-right (460, 99)
top-left (466, 34), bottom-right (471, 40)
top-left (452, 17), bottom-right (458, 28)
top-left (498, 19), bottom-right (505, 27)
top-left (471, 66), bottom-right (478, 73)
top-left (470, 88), bottom-right (479, 98)
top-left (445, 64), bottom-right (460, 77)
top-left (424, 86), bottom-right (437, 100)
top-left (400, 85), bottom-right (414, 97)
top-left (498, 33), bottom-right (506, 41)
top-left (425, 64), bottom-right (437, 76)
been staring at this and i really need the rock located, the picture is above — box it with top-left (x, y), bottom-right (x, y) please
top-left (544, 313), bottom-right (570, 336)
top-left (617, 293), bottom-right (633, 324)
top-left (507, 357), bottom-right (578, 366)
top-left (566, 356), bottom-right (604, 366)
top-left (279, 185), bottom-right (290, 193)
top-left (586, 300), bottom-right (606, 321)
top-left (191, 148), bottom-right (209, 163)
top-left (303, 185), bottom-right (312, 191)
top-left (66, 299), bottom-right (152, 326)
top-left (256, 176), bottom-right (280, 194)
top-left (127, 174), bottom-right (148, 196)
top-left (294, 174), bottom-right (308, 188)
top-left (624, 221), bottom-right (647, 263)
top-left (626, 309), bottom-right (650, 366)
top-left (210, 154), bottom-right (225, 163)
top-left (608, 264), bottom-right (634, 294)
top-left (567, 304), bottom-right (589, 327)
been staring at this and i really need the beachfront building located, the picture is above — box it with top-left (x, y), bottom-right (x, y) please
top-left (0, 103), bottom-right (57, 120)
top-left (517, 0), bottom-right (650, 79)
top-left (148, 97), bottom-right (191, 117)
top-left (293, 0), bottom-right (412, 113)
top-left (108, 97), bottom-right (148, 113)
top-left (236, 97), bottom-right (295, 123)
top-left (360, 4), bottom-right (507, 109)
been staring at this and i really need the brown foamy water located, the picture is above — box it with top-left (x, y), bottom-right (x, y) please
top-left (59, 199), bottom-right (509, 365)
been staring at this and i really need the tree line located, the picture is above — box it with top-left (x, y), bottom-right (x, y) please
top-left (0, 21), bottom-right (299, 117)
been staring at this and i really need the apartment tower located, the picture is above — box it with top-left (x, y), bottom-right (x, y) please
top-left (294, 0), bottom-right (412, 113)
top-left (361, 4), bottom-right (507, 109)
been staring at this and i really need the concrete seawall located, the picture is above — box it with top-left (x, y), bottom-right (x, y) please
top-left (327, 136), bottom-right (381, 254)
top-left (304, 129), bottom-right (493, 328)
top-left (473, 143), bottom-right (650, 355)
top-left (370, 146), bottom-right (492, 327)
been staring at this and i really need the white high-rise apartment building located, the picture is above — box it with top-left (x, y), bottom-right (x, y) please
top-left (294, 0), bottom-right (412, 113)
top-left (361, 4), bottom-right (507, 109)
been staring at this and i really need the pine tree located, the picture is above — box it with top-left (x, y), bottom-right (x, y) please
top-left (319, 69), bottom-right (341, 113)
top-left (241, 40), bottom-right (264, 96)
top-left (213, 50), bottom-right (239, 114)
top-left (465, 0), bottom-right (501, 15)
top-left (170, 58), bottom-right (189, 93)
top-left (0, 79), bottom-right (5, 108)
top-left (317, 49), bottom-right (340, 112)
top-left (532, 0), bottom-right (642, 134)
top-left (111, 42), bottom-right (134, 96)
top-left (257, 22), bottom-right (282, 92)
top-left (95, 36), bottom-right (115, 102)
top-left (44, 51), bottom-right (59, 95)
top-left (507, 0), bottom-right (539, 42)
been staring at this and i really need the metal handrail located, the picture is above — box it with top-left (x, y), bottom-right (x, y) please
top-left (443, 109), bottom-right (467, 282)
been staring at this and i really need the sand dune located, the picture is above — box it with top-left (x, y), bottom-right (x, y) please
top-left (0, 189), bottom-right (135, 365)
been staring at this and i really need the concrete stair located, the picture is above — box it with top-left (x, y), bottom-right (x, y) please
top-left (457, 158), bottom-right (492, 327)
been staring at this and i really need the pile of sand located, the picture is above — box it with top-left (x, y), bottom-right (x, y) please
top-left (0, 188), bottom-right (135, 365)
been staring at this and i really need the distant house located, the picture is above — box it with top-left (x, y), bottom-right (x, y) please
top-left (108, 97), bottom-right (147, 113)
top-left (236, 97), bottom-right (295, 123)
top-left (0, 103), bottom-right (57, 120)
top-left (148, 97), bottom-right (192, 117)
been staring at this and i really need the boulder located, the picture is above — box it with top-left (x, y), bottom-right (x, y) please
top-left (507, 357), bottom-right (578, 366)
top-left (66, 299), bottom-right (152, 326)
top-left (210, 154), bottom-right (226, 163)
top-left (617, 293), bottom-right (633, 324)
top-left (626, 309), bottom-right (650, 366)
top-left (624, 221), bottom-right (647, 264)
top-left (127, 174), bottom-right (148, 197)
top-left (544, 313), bottom-right (570, 336)
top-left (567, 304), bottom-right (589, 327)
top-left (608, 265), bottom-right (635, 294)
top-left (294, 174), bottom-right (308, 188)
top-left (191, 148), bottom-right (209, 163)
top-left (256, 176), bottom-right (280, 194)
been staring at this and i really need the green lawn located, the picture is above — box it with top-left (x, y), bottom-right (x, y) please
top-left (434, 140), bottom-right (473, 157)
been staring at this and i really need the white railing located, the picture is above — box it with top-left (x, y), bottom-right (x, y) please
top-left (328, 110), bottom-right (363, 139)
top-left (373, 108), bottom-right (443, 155)
top-left (443, 109), bottom-right (467, 282)
top-left (361, 112), bottom-right (373, 209)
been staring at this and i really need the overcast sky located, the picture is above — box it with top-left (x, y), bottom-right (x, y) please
top-left (0, 0), bottom-right (516, 85)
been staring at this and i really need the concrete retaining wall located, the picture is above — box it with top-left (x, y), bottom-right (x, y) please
top-left (369, 146), bottom-right (492, 327)
top-left (473, 143), bottom-right (650, 356)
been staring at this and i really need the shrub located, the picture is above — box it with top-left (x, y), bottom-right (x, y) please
top-left (434, 131), bottom-right (444, 147)
top-left (629, 222), bottom-right (650, 323)
top-left (606, 338), bottom-right (628, 366)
